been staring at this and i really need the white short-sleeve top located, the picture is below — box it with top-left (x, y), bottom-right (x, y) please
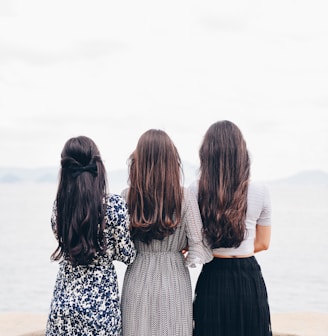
top-left (188, 181), bottom-right (272, 256)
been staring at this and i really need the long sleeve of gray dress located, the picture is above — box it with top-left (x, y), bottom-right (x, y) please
top-left (182, 187), bottom-right (213, 267)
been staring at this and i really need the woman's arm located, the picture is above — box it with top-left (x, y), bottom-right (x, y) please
top-left (183, 188), bottom-right (213, 266)
top-left (254, 225), bottom-right (271, 253)
top-left (106, 194), bottom-right (136, 265)
top-left (254, 183), bottom-right (272, 253)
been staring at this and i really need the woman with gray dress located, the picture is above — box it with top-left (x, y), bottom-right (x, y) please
top-left (121, 129), bottom-right (213, 336)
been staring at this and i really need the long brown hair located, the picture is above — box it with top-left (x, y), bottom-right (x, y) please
top-left (51, 136), bottom-right (108, 266)
top-left (127, 129), bottom-right (183, 243)
top-left (198, 120), bottom-right (250, 248)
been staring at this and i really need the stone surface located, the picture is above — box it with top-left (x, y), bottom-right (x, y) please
top-left (0, 311), bottom-right (327, 336)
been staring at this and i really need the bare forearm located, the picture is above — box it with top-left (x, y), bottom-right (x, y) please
top-left (254, 225), bottom-right (271, 253)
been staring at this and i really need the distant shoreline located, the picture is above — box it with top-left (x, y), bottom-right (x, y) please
top-left (1, 167), bottom-right (328, 186)
top-left (1, 311), bottom-right (327, 336)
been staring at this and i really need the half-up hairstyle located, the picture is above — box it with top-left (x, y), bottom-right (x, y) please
top-left (127, 129), bottom-right (183, 244)
top-left (198, 120), bottom-right (250, 248)
top-left (51, 136), bottom-right (108, 266)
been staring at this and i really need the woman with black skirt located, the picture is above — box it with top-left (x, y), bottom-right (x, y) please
top-left (190, 120), bottom-right (272, 336)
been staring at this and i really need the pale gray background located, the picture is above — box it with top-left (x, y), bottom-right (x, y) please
top-left (1, 0), bottom-right (327, 181)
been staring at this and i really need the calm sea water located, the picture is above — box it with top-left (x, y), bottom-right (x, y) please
top-left (0, 182), bottom-right (327, 313)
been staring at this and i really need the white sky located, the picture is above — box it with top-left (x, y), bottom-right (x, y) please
top-left (1, 0), bottom-right (327, 181)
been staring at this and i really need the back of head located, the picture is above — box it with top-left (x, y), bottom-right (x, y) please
top-left (198, 120), bottom-right (250, 248)
top-left (52, 136), bottom-right (108, 266)
top-left (127, 129), bottom-right (183, 243)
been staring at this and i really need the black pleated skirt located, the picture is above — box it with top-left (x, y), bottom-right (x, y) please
top-left (193, 256), bottom-right (272, 336)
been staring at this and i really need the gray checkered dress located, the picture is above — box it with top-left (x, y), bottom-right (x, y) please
top-left (121, 187), bottom-right (213, 336)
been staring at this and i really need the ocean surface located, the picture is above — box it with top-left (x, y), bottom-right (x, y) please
top-left (0, 181), bottom-right (327, 314)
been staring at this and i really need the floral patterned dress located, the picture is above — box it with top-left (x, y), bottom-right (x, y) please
top-left (46, 194), bottom-right (136, 336)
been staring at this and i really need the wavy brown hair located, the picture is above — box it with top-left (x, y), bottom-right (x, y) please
top-left (127, 129), bottom-right (183, 243)
top-left (51, 136), bottom-right (108, 266)
top-left (198, 120), bottom-right (250, 248)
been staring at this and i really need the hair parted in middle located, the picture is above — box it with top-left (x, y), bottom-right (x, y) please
top-left (127, 129), bottom-right (183, 244)
top-left (198, 120), bottom-right (250, 249)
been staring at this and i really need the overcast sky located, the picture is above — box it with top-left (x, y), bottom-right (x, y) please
top-left (1, 0), bottom-right (327, 181)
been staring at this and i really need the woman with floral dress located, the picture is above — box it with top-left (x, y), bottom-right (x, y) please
top-left (46, 136), bottom-right (136, 336)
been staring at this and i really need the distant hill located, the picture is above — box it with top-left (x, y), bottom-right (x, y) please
top-left (0, 164), bottom-right (199, 185)
top-left (0, 166), bottom-right (129, 185)
top-left (0, 166), bottom-right (327, 188)
top-left (0, 167), bottom-right (58, 183)
top-left (268, 170), bottom-right (328, 186)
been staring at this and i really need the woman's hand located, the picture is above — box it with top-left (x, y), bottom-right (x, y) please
top-left (181, 245), bottom-right (189, 257)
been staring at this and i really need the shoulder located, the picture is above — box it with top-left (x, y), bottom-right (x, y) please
top-left (187, 180), bottom-right (199, 197)
top-left (248, 180), bottom-right (270, 198)
top-left (120, 187), bottom-right (129, 200)
top-left (248, 181), bottom-right (272, 224)
top-left (104, 193), bottom-right (128, 216)
top-left (181, 185), bottom-right (199, 212)
top-left (182, 186), bottom-right (193, 201)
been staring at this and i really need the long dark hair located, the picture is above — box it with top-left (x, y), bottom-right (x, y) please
top-left (198, 120), bottom-right (250, 248)
top-left (127, 129), bottom-right (183, 244)
top-left (51, 136), bottom-right (108, 266)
